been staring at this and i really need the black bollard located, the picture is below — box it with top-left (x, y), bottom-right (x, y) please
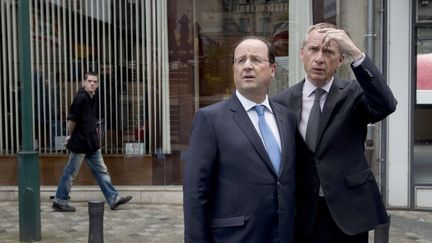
top-left (88, 201), bottom-right (105, 243)
top-left (374, 215), bottom-right (390, 243)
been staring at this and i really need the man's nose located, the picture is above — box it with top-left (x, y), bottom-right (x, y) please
top-left (243, 59), bottom-right (253, 69)
top-left (314, 51), bottom-right (324, 63)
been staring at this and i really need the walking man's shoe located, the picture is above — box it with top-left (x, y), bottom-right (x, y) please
top-left (110, 196), bottom-right (133, 210)
top-left (52, 202), bottom-right (76, 212)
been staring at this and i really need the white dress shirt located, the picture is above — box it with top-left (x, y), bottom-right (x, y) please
top-left (236, 90), bottom-right (282, 151)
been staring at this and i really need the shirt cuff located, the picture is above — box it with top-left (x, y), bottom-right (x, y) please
top-left (351, 53), bottom-right (366, 67)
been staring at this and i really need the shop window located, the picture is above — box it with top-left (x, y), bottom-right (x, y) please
top-left (190, 0), bottom-right (289, 109)
top-left (414, 25), bottom-right (432, 183)
top-left (313, 0), bottom-right (337, 24)
top-left (417, 0), bottom-right (432, 22)
top-left (8, 0), bottom-right (172, 156)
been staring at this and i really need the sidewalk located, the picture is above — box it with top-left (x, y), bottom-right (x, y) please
top-left (1, 200), bottom-right (432, 242)
top-left (0, 201), bottom-right (183, 243)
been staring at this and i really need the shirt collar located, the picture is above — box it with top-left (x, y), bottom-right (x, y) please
top-left (235, 90), bottom-right (273, 113)
top-left (304, 76), bottom-right (333, 97)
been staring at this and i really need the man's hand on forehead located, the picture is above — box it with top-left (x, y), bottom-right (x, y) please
top-left (318, 27), bottom-right (362, 59)
top-left (319, 28), bottom-right (348, 46)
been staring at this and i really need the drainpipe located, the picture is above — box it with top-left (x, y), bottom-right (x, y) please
top-left (379, 0), bottom-right (389, 210)
top-left (365, 0), bottom-right (376, 149)
top-left (367, 0), bottom-right (375, 58)
top-left (369, 0), bottom-right (391, 242)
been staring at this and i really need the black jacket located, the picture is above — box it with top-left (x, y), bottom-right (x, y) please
top-left (66, 88), bottom-right (100, 153)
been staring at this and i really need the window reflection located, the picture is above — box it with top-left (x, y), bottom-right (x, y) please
top-left (195, 0), bottom-right (289, 108)
top-left (414, 26), bottom-right (432, 183)
top-left (166, 0), bottom-right (290, 167)
top-left (417, 0), bottom-right (432, 22)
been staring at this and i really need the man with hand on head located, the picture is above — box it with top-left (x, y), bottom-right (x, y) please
top-left (273, 23), bottom-right (397, 242)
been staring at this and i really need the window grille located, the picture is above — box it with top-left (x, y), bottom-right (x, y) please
top-left (0, 0), bottom-right (170, 155)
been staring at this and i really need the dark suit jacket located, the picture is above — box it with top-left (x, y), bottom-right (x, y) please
top-left (183, 94), bottom-right (297, 243)
top-left (272, 55), bottom-right (397, 237)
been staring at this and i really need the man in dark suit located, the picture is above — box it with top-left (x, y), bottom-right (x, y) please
top-left (183, 36), bottom-right (297, 243)
top-left (273, 23), bottom-right (397, 242)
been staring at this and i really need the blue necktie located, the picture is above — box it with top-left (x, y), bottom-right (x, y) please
top-left (254, 105), bottom-right (281, 175)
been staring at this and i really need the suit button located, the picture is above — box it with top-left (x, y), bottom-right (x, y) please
top-left (276, 181), bottom-right (281, 187)
top-left (365, 69), bottom-right (374, 79)
top-left (315, 158), bottom-right (320, 164)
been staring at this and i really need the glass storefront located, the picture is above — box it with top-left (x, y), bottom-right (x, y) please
top-left (1, 0), bottom-right (363, 187)
top-left (0, 0), bottom-right (292, 186)
top-left (414, 0), bottom-right (432, 184)
top-left (169, 0), bottom-right (290, 109)
top-left (30, 0), bottom-right (170, 155)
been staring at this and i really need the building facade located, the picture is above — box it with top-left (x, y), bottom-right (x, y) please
top-left (0, 0), bottom-right (431, 209)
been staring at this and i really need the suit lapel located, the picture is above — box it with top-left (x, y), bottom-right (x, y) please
top-left (230, 95), bottom-right (278, 176)
top-left (289, 81), bottom-right (304, 126)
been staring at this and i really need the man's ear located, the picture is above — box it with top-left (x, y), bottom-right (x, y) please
top-left (337, 54), bottom-right (345, 68)
top-left (300, 48), bottom-right (304, 61)
top-left (270, 64), bottom-right (276, 78)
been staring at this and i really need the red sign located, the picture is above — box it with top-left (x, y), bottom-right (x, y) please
top-left (417, 53), bottom-right (432, 90)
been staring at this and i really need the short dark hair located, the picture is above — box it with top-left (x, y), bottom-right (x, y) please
top-left (233, 36), bottom-right (275, 64)
top-left (84, 71), bottom-right (98, 80)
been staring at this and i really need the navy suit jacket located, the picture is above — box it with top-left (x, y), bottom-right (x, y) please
top-left (272, 55), bottom-right (397, 237)
top-left (183, 94), bottom-right (297, 243)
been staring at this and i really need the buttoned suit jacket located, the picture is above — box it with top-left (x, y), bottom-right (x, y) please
top-left (183, 94), bottom-right (297, 243)
top-left (272, 55), bottom-right (397, 237)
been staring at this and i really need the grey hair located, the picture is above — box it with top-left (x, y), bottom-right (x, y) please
top-left (302, 22), bottom-right (338, 47)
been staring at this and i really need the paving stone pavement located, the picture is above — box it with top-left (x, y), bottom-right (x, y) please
top-left (1, 200), bottom-right (432, 242)
top-left (0, 201), bottom-right (183, 243)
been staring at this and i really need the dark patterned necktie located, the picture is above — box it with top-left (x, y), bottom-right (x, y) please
top-left (305, 88), bottom-right (325, 152)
